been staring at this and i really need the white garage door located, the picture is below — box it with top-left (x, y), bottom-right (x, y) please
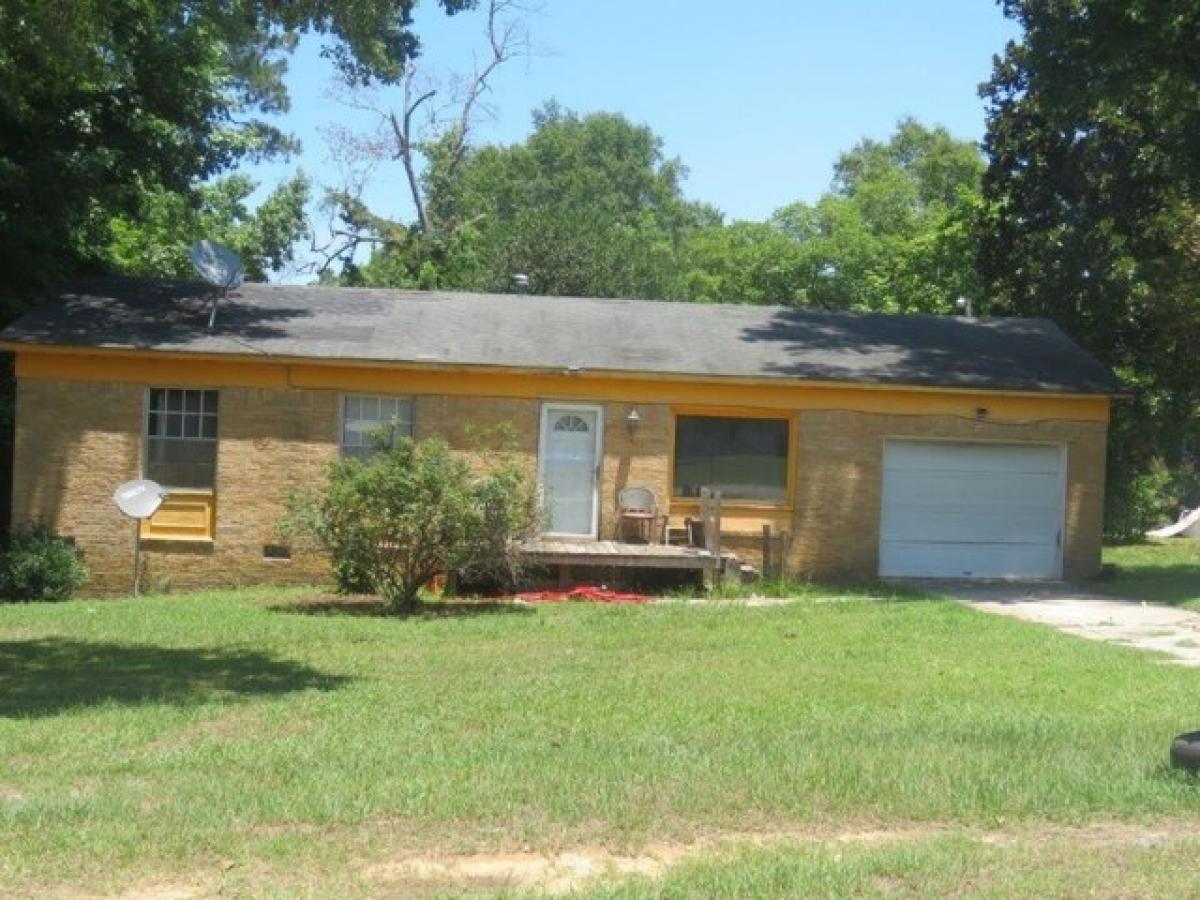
top-left (880, 441), bottom-right (1065, 579)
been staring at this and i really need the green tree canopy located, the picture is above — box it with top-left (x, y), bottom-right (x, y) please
top-left (0, 0), bottom-right (473, 296)
top-left (978, 0), bottom-right (1200, 534)
top-left (757, 118), bottom-right (984, 313)
top-left (349, 103), bottom-right (718, 297)
top-left (350, 112), bottom-right (981, 313)
top-left (106, 174), bottom-right (311, 282)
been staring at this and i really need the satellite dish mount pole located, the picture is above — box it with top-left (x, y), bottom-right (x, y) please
top-left (132, 520), bottom-right (143, 597)
top-left (112, 479), bottom-right (168, 597)
top-left (207, 286), bottom-right (226, 331)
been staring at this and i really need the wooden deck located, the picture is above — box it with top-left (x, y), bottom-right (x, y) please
top-left (518, 538), bottom-right (716, 571)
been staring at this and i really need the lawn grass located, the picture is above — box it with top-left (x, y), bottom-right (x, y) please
top-left (567, 829), bottom-right (1200, 899)
top-left (1100, 539), bottom-right (1200, 609)
top-left (3, 586), bottom-right (1200, 896)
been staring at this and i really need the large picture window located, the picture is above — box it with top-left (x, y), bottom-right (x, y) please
top-left (145, 388), bottom-right (219, 489)
top-left (673, 415), bottom-right (789, 502)
top-left (341, 395), bottom-right (414, 460)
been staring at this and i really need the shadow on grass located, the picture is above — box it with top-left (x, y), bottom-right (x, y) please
top-left (268, 596), bottom-right (534, 620)
top-left (0, 638), bottom-right (346, 718)
top-left (1100, 565), bottom-right (1200, 607)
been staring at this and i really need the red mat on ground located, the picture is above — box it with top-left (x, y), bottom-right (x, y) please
top-left (515, 585), bottom-right (652, 605)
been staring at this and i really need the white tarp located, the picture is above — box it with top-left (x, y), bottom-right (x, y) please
top-left (1147, 508), bottom-right (1200, 539)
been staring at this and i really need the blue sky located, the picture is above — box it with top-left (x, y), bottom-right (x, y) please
top-left (248, 0), bottom-right (1019, 274)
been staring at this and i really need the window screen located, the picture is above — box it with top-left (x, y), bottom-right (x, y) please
top-left (341, 395), bottom-right (414, 459)
top-left (145, 388), bottom-right (219, 489)
top-left (673, 415), bottom-right (789, 501)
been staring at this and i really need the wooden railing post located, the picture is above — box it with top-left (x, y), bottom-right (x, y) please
top-left (699, 487), bottom-right (722, 588)
top-left (762, 523), bottom-right (773, 580)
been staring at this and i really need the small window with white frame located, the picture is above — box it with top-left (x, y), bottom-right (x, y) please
top-left (341, 394), bottom-right (414, 460)
top-left (145, 388), bottom-right (219, 489)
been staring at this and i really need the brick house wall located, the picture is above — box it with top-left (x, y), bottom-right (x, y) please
top-left (11, 376), bottom-right (1109, 594)
top-left (789, 411), bottom-right (1107, 582)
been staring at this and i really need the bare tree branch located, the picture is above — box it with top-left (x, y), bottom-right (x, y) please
top-left (389, 77), bottom-right (438, 233)
top-left (315, 0), bottom-right (538, 277)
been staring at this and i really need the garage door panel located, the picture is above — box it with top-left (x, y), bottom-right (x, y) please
top-left (882, 471), bottom-right (1063, 509)
top-left (879, 540), bottom-right (1060, 579)
top-left (885, 440), bottom-right (1061, 474)
top-left (880, 441), bottom-right (1065, 579)
top-left (882, 508), bottom-right (1061, 544)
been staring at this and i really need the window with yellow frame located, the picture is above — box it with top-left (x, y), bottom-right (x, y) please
top-left (141, 388), bottom-right (219, 541)
top-left (672, 413), bottom-right (791, 503)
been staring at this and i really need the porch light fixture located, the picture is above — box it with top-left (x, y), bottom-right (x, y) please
top-left (626, 407), bottom-right (642, 434)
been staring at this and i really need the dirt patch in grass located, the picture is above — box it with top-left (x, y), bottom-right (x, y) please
top-left (22, 821), bottom-right (1200, 898)
top-left (358, 821), bottom-right (1200, 896)
top-left (143, 707), bottom-right (269, 754)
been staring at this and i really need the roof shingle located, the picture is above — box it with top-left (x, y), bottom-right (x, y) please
top-left (0, 278), bottom-right (1120, 395)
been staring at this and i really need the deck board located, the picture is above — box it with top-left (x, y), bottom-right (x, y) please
top-left (518, 539), bottom-right (715, 570)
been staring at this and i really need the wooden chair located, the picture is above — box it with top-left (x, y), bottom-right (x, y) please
top-left (617, 486), bottom-right (666, 544)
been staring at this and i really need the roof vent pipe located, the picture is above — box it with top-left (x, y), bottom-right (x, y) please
top-left (513, 273), bottom-right (529, 296)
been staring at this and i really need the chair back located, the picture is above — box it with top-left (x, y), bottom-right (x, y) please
top-left (618, 486), bottom-right (657, 514)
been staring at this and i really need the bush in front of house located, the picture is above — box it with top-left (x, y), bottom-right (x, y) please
top-left (0, 525), bottom-right (88, 602)
top-left (288, 437), bottom-right (539, 612)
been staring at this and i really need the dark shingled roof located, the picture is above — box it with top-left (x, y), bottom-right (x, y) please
top-left (0, 278), bottom-right (1119, 395)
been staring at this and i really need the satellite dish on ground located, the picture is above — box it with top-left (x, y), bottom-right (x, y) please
top-left (189, 240), bottom-right (244, 331)
top-left (113, 479), bottom-right (168, 520)
top-left (113, 479), bottom-right (168, 597)
top-left (189, 240), bottom-right (244, 291)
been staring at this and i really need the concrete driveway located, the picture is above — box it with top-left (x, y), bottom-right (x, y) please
top-left (938, 583), bottom-right (1200, 667)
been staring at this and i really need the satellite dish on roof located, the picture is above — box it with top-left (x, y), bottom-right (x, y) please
top-left (112, 479), bottom-right (168, 520)
top-left (189, 240), bottom-right (244, 330)
top-left (189, 240), bottom-right (244, 291)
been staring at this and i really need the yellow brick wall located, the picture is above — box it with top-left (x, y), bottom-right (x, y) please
top-left (12, 380), bottom-right (143, 594)
top-left (789, 411), bottom-right (1107, 581)
top-left (137, 387), bottom-right (339, 592)
top-left (11, 377), bottom-right (1109, 593)
top-left (600, 403), bottom-right (671, 540)
top-left (13, 381), bottom-right (338, 594)
top-left (414, 395), bottom-right (539, 468)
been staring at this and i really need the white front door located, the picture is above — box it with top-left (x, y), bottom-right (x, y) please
top-left (879, 440), bottom-right (1066, 579)
top-left (539, 404), bottom-right (603, 538)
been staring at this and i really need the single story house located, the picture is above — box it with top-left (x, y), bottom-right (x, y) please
top-left (0, 278), bottom-right (1118, 594)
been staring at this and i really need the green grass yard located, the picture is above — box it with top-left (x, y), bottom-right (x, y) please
top-left (1101, 539), bottom-right (1200, 610)
top-left (2, 585), bottom-right (1200, 896)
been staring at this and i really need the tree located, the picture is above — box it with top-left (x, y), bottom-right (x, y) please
top-left (289, 437), bottom-right (538, 611)
top-left (313, 0), bottom-right (531, 273)
top-left (0, 0), bottom-right (475, 297)
top-left (348, 104), bottom-right (717, 296)
top-left (107, 174), bottom-right (311, 281)
top-left (672, 221), bottom-right (813, 305)
top-left (762, 119), bottom-right (985, 314)
top-left (978, 0), bottom-right (1200, 534)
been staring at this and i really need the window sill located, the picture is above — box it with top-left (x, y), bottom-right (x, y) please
top-left (139, 534), bottom-right (215, 545)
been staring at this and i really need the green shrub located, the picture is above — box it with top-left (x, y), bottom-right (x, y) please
top-left (287, 437), bottom-right (539, 611)
top-left (1105, 458), bottom-right (1176, 543)
top-left (0, 525), bottom-right (88, 602)
top-left (330, 554), bottom-right (374, 595)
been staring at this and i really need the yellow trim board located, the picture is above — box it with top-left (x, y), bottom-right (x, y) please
top-left (13, 346), bottom-right (1111, 423)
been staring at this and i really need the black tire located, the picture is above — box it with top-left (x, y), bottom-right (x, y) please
top-left (1170, 731), bottom-right (1200, 773)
